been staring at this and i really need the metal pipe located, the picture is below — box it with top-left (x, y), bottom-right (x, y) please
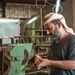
top-left (36, 0), bottom-right (46, 36)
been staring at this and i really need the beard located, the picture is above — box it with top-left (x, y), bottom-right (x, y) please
top-left (53, 27), bottom-right (60, 40)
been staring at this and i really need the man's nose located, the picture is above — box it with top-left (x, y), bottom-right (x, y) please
top-left (46, 30), bottom-right (50, 35)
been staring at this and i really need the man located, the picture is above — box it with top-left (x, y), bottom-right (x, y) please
top-left (37, 13), bottom-right (75, 75)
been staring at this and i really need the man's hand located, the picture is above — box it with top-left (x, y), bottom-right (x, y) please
top-left (35, 55), bottom-right (51, 70)
top-left (38, 59), bottom-right (51, 70)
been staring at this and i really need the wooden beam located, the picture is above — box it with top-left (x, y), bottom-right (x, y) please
top-left (2, 0), bottom-right (6, 17)
top-left (0, 0), bottom-right (66, 4)
top-left (72, 0), bottom-right (75, 32)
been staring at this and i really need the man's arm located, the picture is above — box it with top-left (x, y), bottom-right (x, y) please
top-left (50, 60), bottom-right (75, 69)
top-left (38, 59), bottom-right (75, 70)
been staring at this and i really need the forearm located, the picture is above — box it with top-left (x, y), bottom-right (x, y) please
top-left (49, 60), bottom-right (75, 69)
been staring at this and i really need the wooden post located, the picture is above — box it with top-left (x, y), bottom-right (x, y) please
top-left (72, 0), bottom-right (75, 32)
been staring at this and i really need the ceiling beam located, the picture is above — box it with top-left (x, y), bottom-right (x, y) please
top-left (0, 0), bottom-right (66, 4)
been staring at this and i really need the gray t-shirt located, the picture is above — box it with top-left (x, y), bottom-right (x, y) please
top-left (48, 33), bottom-right (75, 75)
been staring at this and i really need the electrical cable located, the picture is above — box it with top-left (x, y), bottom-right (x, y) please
top-left (35, 0), bottom-right (46, 9)
top-left (52, 4), bottom-right (63, 13)
top-left (46, 0), bottom-right (54, 6)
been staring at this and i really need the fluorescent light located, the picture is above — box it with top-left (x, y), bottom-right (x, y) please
top-left (55, 0), bottom-right (61, 13)
top-left (0, 18), bottom-right (20, 23)
top-left (27, 16), bottom-right (39, 24)
top-left (25, 14), bottom-right (40, 25)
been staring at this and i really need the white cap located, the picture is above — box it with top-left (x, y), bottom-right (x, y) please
top-left (44, 12), bottom-right (75, 35)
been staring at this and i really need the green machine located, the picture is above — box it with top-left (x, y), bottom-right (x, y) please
top-left (3, 43), bottom-right (33, 75)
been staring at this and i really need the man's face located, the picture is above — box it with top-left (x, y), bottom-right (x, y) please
top-left (44, 22), bottom-right (60, 40)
